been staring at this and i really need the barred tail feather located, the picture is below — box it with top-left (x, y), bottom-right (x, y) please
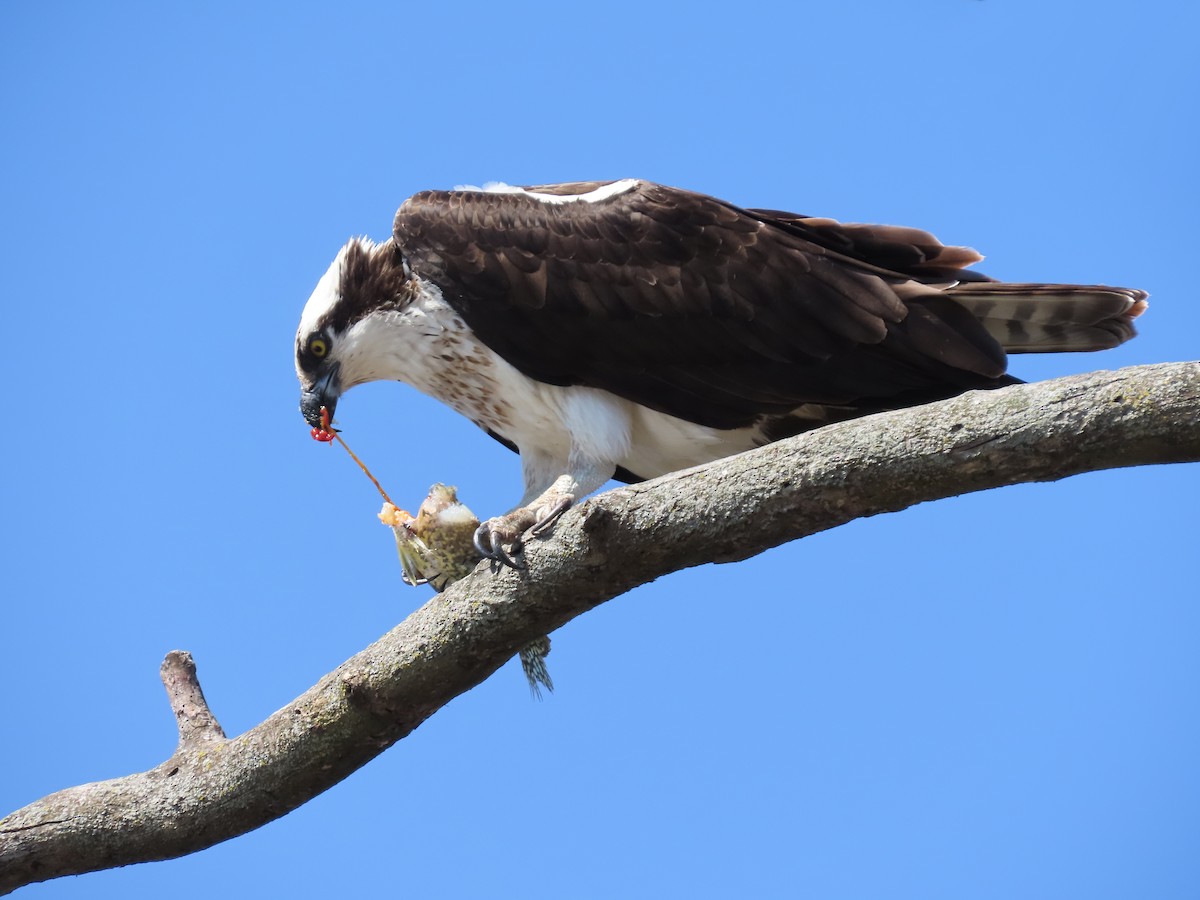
top-left (946, 283), bottom-right (1148, 353)
top-left (519, 636), bottom-right (554, 699)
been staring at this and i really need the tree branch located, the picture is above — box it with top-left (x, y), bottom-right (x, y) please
top-left (2, 361), bottom-right (1197, 893)
top-left (161, 651), bottom-right (227, 750)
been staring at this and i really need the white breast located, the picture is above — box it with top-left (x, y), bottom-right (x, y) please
top-left (343, 280), bottom-right (760, 480)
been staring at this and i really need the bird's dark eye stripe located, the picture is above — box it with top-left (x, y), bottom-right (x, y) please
top-left (297, 332), bottom-right (331, 371)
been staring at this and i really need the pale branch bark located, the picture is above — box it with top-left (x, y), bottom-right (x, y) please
top-left (160, 651), bottom-right (227, 750)
top-left (2, 361), bottom-right (1198, 893)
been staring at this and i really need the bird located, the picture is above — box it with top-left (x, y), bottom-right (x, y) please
top-left (295, 179), bottom-right (1147, 566)
top-left (386, 483), bottom-right (554, 697)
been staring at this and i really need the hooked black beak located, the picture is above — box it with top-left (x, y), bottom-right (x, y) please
top-left (300, 362), bottom-right (341, 427)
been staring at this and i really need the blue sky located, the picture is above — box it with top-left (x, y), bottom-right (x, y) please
top-left (2, 2), bottom-right (1197, 898)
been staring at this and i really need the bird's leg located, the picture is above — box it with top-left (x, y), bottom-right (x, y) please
top-left (474, 454), bottom-right (615, 568)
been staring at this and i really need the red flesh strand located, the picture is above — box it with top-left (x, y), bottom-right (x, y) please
top-left (310, 406), bottom-right (337, 443)
top-left (305, 405), bottom-right (400, 509)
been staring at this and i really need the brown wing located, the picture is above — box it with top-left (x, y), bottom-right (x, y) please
top-left (743, 209), bottom-right (996, 283)
top-left (393, 181), bottom-right (1010, 430)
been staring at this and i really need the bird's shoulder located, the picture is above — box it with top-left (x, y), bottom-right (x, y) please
top-left (392, 180), bottom-right (988, 284)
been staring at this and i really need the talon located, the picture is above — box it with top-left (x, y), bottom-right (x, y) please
top-left (472, 521), bottom-right (527, 570)
top-left (472, 523), bottom-right (494, 560)
top-left (472, 513), bottom-right (536, 570)
top-left (494, 540), bottom-right (526, 570)
top-left (530, 497), bottom-right (573, 537)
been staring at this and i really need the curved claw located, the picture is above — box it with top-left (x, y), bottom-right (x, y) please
top-left (530, 497), bottom-right (573, 537)
top-left (471, 524), bottom-right (491, 559)
top-left (472, 499), bottom-right (574, 570)
top-left (492, 541), bottom-right (526, 571)
top-left (473, 519), bottom-right (527, 570)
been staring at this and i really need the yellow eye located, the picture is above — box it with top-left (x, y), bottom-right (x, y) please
top-left (309, 337), bottom-right (328, 358)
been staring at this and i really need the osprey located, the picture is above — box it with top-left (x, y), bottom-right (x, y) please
top-left (296, 179), bottom-right (1147, 565)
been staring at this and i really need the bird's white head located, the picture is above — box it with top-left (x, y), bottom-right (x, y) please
top-left (295, 237), bottom-right (415, 428)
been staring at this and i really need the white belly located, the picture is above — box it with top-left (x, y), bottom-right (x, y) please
top-left (343, 281), bottom-right (760, 480)
top-left (473, 351), bottom-right (759, 480)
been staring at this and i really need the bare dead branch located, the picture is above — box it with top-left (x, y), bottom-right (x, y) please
top-left (161, 651), bottom-right (227, 750)
top-left (2, 361), bottom-right (1198, 894)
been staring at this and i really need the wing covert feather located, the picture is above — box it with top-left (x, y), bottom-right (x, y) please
top-left (393, 182), bottom-right (1009, 428)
